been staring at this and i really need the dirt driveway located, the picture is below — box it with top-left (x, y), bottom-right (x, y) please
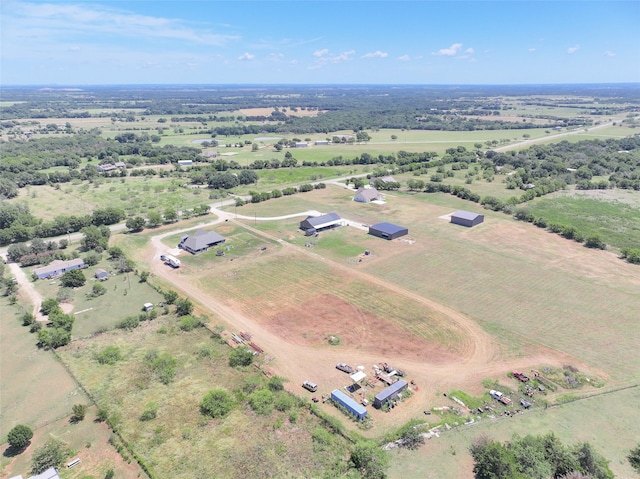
top-left (144, 210), bottom-right (571, 430)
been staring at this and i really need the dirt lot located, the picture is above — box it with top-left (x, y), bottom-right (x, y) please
top-left (143, 214), bottom-right (579, 431)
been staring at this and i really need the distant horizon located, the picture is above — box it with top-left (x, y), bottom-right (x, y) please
top-left (1, 1), bottom-right (637, 85)
top-left (2, 82), bottom-right (640, 88)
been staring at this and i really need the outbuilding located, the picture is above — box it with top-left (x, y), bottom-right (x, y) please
top-left (33, 258), bottom-right (85, 280)
top-left (373, 380), bottom-right (408, 409)
top-left (299, 212), bottom-right (343, 233)
top-left (94, 269), bottom-right (109, 280)
top-left (179, 229), bottom-right (226, 254)
top-left (331, 389), bottom-right (368, 421)
top-left (368, 222), bottom-right (408, 240)
top-left (450, 210), bottom-right (484, 227)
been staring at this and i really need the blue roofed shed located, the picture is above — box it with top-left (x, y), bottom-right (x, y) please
top-left (368, 222), bottom-right (408, 240)
top-left (450, 210), bottom-right (484, 227)
top-left (373, 380), bottom-right (408, 408)
top-left (331, 389), bottom-right (367, 420)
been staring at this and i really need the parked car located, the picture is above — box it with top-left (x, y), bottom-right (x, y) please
top-left (336, 363), bottom-right (355, 374)
top-left (302, 381), bottom-right (318, 392)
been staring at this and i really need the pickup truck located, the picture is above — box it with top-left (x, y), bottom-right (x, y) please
top-left (336, 363), bottom-right (355, 374)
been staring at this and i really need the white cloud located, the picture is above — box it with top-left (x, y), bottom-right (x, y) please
top-left (567, 45), bottom-right (580, 54)
top-left (313, 48), bottom-right (329, 57)
top-left (4, 1), bottom-right (239, 47)
top-left (333, 50), bottom-right (355, 62)
top-left (310, 49), bottom-right (355, 68)
top-left (528, 48), bottom-right (536, 52)
top-left (398, 54), bottom-right (410, 61)
top-left (238, 52), bottom-right (255, 61)
top-left (464, 48), bottom-right (474, 55)
top-left (433, 43), bottom-right (463, 56)
top-left (362, 51), bottom-right (388, 59)
top-left (268, 53), bottom-right (284, 62)
top-left (604, 50), bottom-right (616, 57)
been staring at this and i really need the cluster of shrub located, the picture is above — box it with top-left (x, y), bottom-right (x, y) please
top-left (238, 182), bottom-right (326, 205)
top-left (0, 202), bottom-right (121, 246)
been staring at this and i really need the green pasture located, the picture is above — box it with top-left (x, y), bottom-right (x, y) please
top-left (57, 318), bottom-right (351, 479)
top-left (10, 176), bottom-right (211, 220)
top-left (31, 259), bottom-right (165, 338)
top-left (388, 386), bottom-right (640, 479)
top-left (0, 297), bottom-right (89, 439)
top-left (527, 193), bottom-right (640, 251)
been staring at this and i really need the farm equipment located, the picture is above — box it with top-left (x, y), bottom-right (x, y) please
top-left (519, 398), bottom-right (532, 409)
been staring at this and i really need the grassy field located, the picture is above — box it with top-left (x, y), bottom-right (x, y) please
top-left (527, 191), bottom-right (640, 251)
top-left (0, 297), bottom-right (88, 438)
top-left (30, 259), bottom-right (165, 338)
top-left (230, 186), bottom-right (640, 381)
top-left (57, 317), bottom-right (353, 479)
top-left (388, 386), bottom-right (640, 479)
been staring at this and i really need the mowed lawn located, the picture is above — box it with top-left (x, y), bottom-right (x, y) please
top-left (388, 386), bottom-right (640, 479)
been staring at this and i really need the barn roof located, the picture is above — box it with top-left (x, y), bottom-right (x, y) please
top-left (331, 389), bottom-right (367, 416)
top-left (181, 229), bottom-right (225, 251)
top-left (354, 187), bottom-right (382, 202)
top-left (374, 380), bottom-right (408, 403)
top-left (451, 210), bottom-right (483, 221)
top-left (369, 222), bottom-right (407, 235)
top-left (304, 212), bottom-right (341, 227)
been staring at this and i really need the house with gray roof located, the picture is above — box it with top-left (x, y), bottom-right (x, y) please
top-left (353, 187), bottom-right (383, 203)
top-left (33, 258), bottom-right (85, 280)
top-left (179, 229), bottom-right (225, 254)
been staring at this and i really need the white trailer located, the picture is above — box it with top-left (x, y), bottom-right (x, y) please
top-left (165, 255), bottom-right (181, 268)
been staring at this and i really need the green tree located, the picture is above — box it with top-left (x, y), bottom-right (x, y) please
top-left (140, 402), bottom-right (158, 421)
top-left (163, 208), bottom-right (178, 223)
top-left (573, 442), bottom-right (614, 479)
top-left (470, 436), bottom-right (521, 479)
top-left (629, 444), bottom-right (640, 473)
top-left (163, 289), bottom-right (178, 305)
top-left (83, 251), bottom-right (101, 266)
top-left (92, 282), bottom-right (106, 296)
top-left (349, 440), bottom-right (390, 479)
top-left (40, 298), bottom-right (61, 316)
top-left (146, 211), bottom-right (163, 227)
top-left (126, 216), bottom-right (145, 232)
top-left (61, 269), bottom-right (86, 288)
top-left (71, 404), bottom-right (87, 422)
top-left (229, 346), bottom-right (254, 367)
top-left (200, 389), bottom-right (235, 418)
top-left (80, 225), bottom-right (110, 251)
top-left (31, 438), bottom-right (69, 474)
top-left (139, 271), bottom-right (149, 283)
top-left (7, 424), bottom-right (33, 450)
top-left (145, 351), bottom-right (178, 385)
top-left (175, 298), bottom-right (194, 316)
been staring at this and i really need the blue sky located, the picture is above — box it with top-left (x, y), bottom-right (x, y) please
top-left (1, 0), bottom-right (638, 85)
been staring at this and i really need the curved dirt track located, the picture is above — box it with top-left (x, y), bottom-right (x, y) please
top-left (144, 208), bottom-right (570, 425)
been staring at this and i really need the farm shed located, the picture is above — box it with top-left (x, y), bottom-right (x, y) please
top-left (94, 269), bottom-right (108, 280)
top-left (178, 159), bottom-right (193, 166)
top-left (29, 467), bottom-right (61, 479)
top-left (33, 258), bottom-right (85, 280)
top-left (179, 229), bottom-right (225, 254)
top-left (353, 187), bottom-right (383, 203)
top-left (299, 212), bottom-right (343, 232)
top-left (350, 371), bottom-right (367, 383)
top-left (450, 210), bottom-right (484, 227)
top-left (369, 175), bottom-right (396, 185)
top-left (368, 222), bottom-right (408, 240)
top-left (331, 389), bottom-right (368, 420)
top-left (373, 379), bottom-right (408, 408)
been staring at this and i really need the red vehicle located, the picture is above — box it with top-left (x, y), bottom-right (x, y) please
top-left (513, 371), bottom-right (530, 383)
